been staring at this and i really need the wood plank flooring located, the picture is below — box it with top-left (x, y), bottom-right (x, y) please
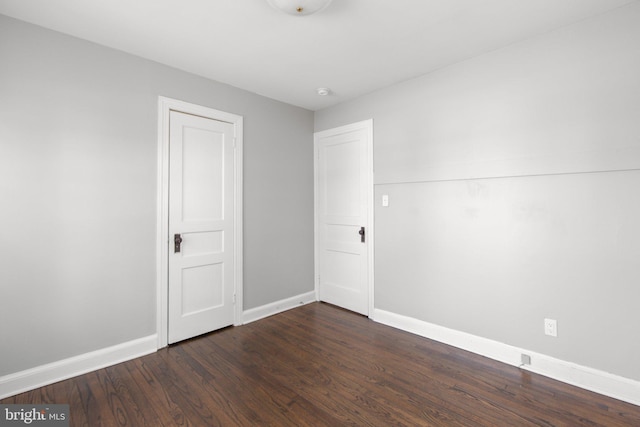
top-left (3, 302), bottom-right (639, 426)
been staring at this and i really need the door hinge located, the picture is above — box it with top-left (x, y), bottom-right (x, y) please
top-left (233, 293), bottom-right (236, 304)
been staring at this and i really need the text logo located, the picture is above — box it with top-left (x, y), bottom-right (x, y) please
top-left (0, 405), bottom-right (69, 426)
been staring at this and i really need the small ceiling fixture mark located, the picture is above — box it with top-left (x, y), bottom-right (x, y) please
top-left (266, 0), bottom-right (333, 16)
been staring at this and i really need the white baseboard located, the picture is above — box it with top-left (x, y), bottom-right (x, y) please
top-left (5, 309), bottom-right (637, 408)
top-left (242, 291), bottom-right (317, 324)
top-left (373, 309), bottom-right (640, 407)
top-left (0, 335), bottom-right (157, 400)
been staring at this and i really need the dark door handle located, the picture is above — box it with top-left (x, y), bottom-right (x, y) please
top-left (174, 234), bottom-right (183, 253)
top-left (359, 227), bottom-right (365, 243)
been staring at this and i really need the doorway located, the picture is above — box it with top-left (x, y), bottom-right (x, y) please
top-left (314, 120), bottom-right (374, 316)
top-left (157, 97), bottom-right (243, 348)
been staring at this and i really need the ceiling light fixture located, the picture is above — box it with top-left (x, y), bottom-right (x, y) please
top-left (316, 88), bottom-right (330, 96)
top-left (266, 0), bottom-right (333, 16)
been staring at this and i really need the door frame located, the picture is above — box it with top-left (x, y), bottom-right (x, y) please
top-left (313, 119), bottom-right (374, 317)
top-left (156, 96), bottom-right (243, 349)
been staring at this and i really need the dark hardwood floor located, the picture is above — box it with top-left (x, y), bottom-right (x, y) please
top-left (3, 302), bottom-right (639, 426)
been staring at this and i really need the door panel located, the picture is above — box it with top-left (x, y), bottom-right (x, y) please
top-left (181, 126), bottom-right (224, 221)
top-left (168, 111), bottom-right (235, 344)
top-left (182, 264), bottom-right (223, 314)
top-left (181, 231), bottom-right (224, 257)
top-left (315, 121), bottom-right (372, 315)
top-left (324, 140), bottom-right (361, 217)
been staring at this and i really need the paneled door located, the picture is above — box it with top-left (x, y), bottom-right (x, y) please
top-left (168, 110), bottom-right (236, 344)
top-left (315, 120), bottom-right (373, 316)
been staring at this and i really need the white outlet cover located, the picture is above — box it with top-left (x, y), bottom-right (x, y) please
top-left (544, 318), bottom-right (558, 337)
top-left (382, 194), bottom-right (389, 207)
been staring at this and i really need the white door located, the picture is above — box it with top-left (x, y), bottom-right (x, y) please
top-left (168, 110), bottom-right (236, 344)
top-left (315, 120), bottom-right (373, 316)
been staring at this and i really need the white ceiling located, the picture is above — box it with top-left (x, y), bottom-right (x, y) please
top-left (0, 0), bottom-right (635, 111)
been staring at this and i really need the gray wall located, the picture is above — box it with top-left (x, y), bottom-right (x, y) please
top-left (0, 15), bottom-right (314, 376)
top-left (315, 3), bottom-right (640, 381)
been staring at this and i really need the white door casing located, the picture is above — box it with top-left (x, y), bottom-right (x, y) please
top-left (314, 120), bottom-right (373, 316)
top-left (157, 97), bottom-right (243, 348)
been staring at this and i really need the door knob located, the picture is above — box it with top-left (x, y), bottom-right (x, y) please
top-left (359, 227), bottom-right (365, 243)
top-left (174, 234), bottom-right (183, 253)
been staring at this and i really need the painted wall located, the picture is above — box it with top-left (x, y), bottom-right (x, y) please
top-left (0, 15), bottom-right (314, 376)
top-left (315, 3), bottom-right (640, 381)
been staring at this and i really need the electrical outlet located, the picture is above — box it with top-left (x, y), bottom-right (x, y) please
top-left (521, 354), bottom-right (531, 365)
top-left (382, 194), bottom-right (389, 207)
top-left (544, 318), bottom-right (557, 337)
